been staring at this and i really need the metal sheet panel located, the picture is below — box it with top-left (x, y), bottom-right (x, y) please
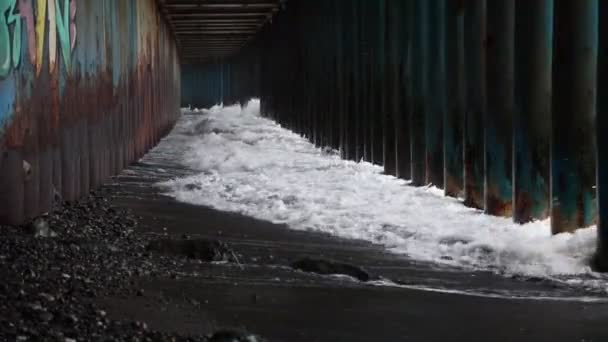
top-left (0, 0), bottom-right (181, 224)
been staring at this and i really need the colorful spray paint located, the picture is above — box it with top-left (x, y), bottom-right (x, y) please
top-left (0, 0), bottom-right (180, 224)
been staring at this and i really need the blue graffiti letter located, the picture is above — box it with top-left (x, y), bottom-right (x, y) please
top-left (0, 0), bottom-right (22, 78)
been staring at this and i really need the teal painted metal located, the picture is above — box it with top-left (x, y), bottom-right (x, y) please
top-left (485, 0), bottom-right (514, 217)
top-left (380, 0), bottom-right (397, 175)
top-left (552, 0), bottom-right (598, 233)
top-left (595, 0), bottom-right (608, 271)
top-left (371, 0), bottom-right (385, 167)
top-left (181, 63), bottom-right (224, 108)
top-left (513, 0), bottom-right (553, 223)
top-left (178, 0), bottom-right (608, 268)
top-left (444, 0), bottom-right (465, 198)
top-left (0, 0), bottom-right (181, 224)
top-left (386, 0), bottom-right (407, 178)
top-left (410, 0), bottom-right (428, 186)
top-left (426, 0), bottom-right (445, 188)
top-left (353, 0), bottom-right (364, 161)
top-left (342, 0), bottom-right (356, 159)
top-left (392, 0), bottom-right (411, 180)
top-left (360, 0), bottom-right (372, 163)
top-left (463, 0), bottom-right (486, 209)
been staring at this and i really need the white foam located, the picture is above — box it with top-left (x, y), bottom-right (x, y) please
top-left (158, 100), bottom-right (607, 291)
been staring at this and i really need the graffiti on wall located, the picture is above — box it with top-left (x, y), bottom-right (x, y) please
top-left (0, 0), bottom-right (76, 78)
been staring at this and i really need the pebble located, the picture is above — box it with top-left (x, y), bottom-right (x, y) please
top-left (0, 189), bottom-right (216, 341)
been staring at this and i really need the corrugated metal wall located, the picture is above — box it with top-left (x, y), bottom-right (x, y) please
top-left (180, 0), bottom-right (608, 268)
top-left (181, 63), bottom-right (224, 109)
top-left (0, 0), bottom-right (181, 224)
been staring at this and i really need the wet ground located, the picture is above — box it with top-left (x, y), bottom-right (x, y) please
top-left (96, 155), bottom-right (608, 341)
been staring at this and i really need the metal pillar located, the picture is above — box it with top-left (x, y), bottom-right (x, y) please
top-left (372, 0), bottom-right (385, 166)
top-left (410, 0), bottom-right (429, 186)
top-left (385, 1), bottom-right (411, 179)
top-left (444, 0), bottom-right (466, 197)
top-left (463, 0), bottom-right (486, 209)
top-left (426, 0), bottom-right (445, 188)
top-left (485, 0), bottom-right (514, 216)
top-left (595, 0), bottom-right (608, 270)
top-left (513, 0), bottom-right (553, 223)
top-left (552, 0), bottom-right (598, 233)
top-left (390, 0), bottom-right (411, 180)
top-left (383, 0), bottom-right (397, 175)
top-left (351, 0), bottom-right (363, 161)
top-left (360, 0), bottom-right (372, 162)
top-left (337, 0), bottom-right (347, 159)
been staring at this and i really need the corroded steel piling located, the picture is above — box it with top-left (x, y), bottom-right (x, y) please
top-left (388, 0), bottom-right (410, 179)
top-left (176, 0), bottom-right (608, 268)
top-left (360, 0), bottom-right (372, 163)
top-left (381, 0), bottom-right (397, 176)
top-left (485, 0), bottom-right (514, 217)
top-left (410, 0), bottom-right (429, 186)
top-left (513, 0), bottom-right (553, 223)
top-left (463, 0), bottom-right (486, 209)
top-left (444, 0), bottom-right (466, 198)
top-left (596, 0), bottom-right (608, 270)
top-left (552, 0), bottom-right (598, 233)
top-left (426, 0), bottom-right (445, 188)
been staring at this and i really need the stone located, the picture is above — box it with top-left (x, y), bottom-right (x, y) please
top-left (146, 238), bottom-right (233, 262)
top-left (28, 218), bottom-right (57, 238)
top-left (291, 257), bottom-right (372, 282)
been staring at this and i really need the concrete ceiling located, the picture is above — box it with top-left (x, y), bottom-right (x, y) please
top-left (158, 0), bottom-right (285, 64)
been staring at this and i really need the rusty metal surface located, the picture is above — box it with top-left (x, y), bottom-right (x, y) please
top-left (0, 0), bottom-right (181, 224)
top-left (484, 0), bottom-right (514, 217)
top-left (513, 0), bottom-right (552, 224)
top-left (444, 0), bottom-right (465, 198)
top-left (410, 0), bottom-right (428, 186)
top-left (463, 0), bottom-right (486, 210)
top-left (178, 0), bottom-right (606, 250)
top-left (551, 0), bottom-right (598, 233)
top-left (426, 0), bottom-right (445, 188)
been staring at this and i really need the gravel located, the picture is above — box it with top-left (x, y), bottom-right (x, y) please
top-left (0, 187), bottom-right (255, 341)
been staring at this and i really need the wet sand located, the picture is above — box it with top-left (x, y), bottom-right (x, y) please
top-left (100, 171), bottom-right (608, 341)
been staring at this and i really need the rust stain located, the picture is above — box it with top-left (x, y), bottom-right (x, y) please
top-left (0, 0), bottom-right (181, 224)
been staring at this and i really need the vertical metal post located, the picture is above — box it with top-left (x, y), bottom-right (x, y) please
top-left (410, 0), bottom-right (429, 186)
top-left (337, 0), bottom-right (347, 159)
top-left (361, 0), bottom-right (372, 162)
top-left (382, 0), bottom-right (397, 175)
top-left (372, 0), bottom-right (385, 167)
top-left (344, 0), bottom-right (358, 161)
top-left (395, 0), bottom-right (412, 180)
top-left (513, 0), bottom-right (553, 223)
top-left (354, 0), bottom-right (364, 161)
top-left (463, 0), bottom-right (486, 209)
top-left (485, 0), bottom-right (514, 216)
top-left (595, 0), bottom-right (608, 270)
top-left (552, 0), bottom-right (598, 233)
top-left (426, 0), bottom-right (445, 188)
top-left (444, 0), bottom-right (466, 197)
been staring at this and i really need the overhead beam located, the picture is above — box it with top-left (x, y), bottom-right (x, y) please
top-left (174, 29), bottom-right (257, 34)
top-left (165, 3), bottom-right (277, 10)
top-left (168, 12), bottom-right (272, 18)
top-left (172, 23), bottom-right (260, 27)
top-left (167, 18), bottom-right (262, 23)
top-left (158, 0), bottom-right (284, 61)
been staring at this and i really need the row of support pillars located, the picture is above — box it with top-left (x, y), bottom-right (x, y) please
top-left (198, 0), bottom-right (608, 269)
